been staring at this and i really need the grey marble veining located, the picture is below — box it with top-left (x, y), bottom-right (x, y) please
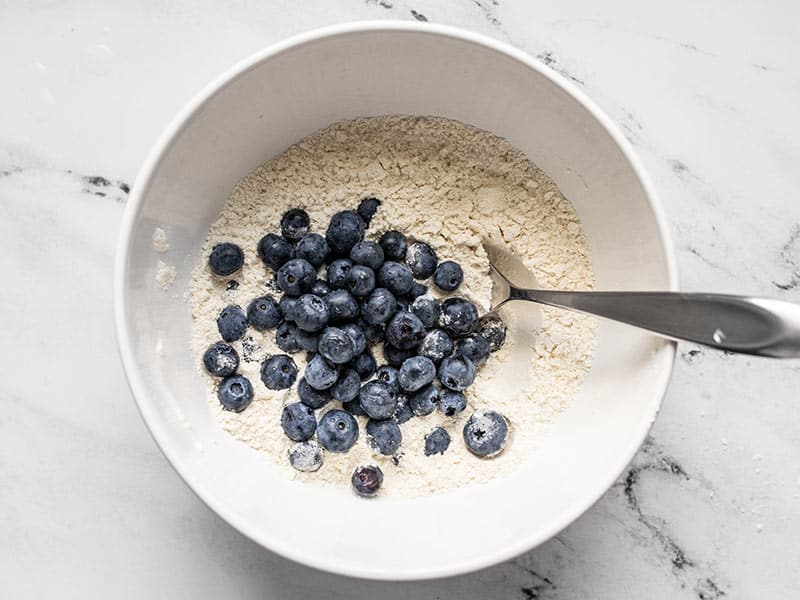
top-left (1, 1), bottom-right (799, 598)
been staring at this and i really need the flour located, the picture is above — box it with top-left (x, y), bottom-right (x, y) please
top-left (152, 227), bottom-right (169, 252)
top-left (155, 260), bottom-right (176, 291)
top-left (189, 116), bottom-right (596, 497)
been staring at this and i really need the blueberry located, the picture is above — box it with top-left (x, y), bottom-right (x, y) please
top-left (318, 327), bottom-right (356, 364)
top-left (408, 384), bottom-right (440, 416)
top-left (326, 210), bottom-right (365, 256)
top-left (410, 296), bottom-right (440, 328)
top-left (340, 323), bottom-right (367, 355)
top-left (311, 279), bottom-right (331, 297)
top-left (385, 312), bottom-right (426, 350)
top-left (280, 402), bottom-right (316, 441)
top-left (326, 258), bottom-right (353, 290)
top-left (304, 354), bottom-right (339, 390)
top-left (438, 297), bottom-right (479, 337)
top-left (418, 329), bottom-right (454, 364)
top-left (325, 289), bottom-right (360, 323)
top-left (288, 440), bottom-right (324, 472)
top-left (350, 240), bottom-right (384, 270)
top-left (351, 464), bottom-right (383, 497)
top-left (217, 375), bottom-right (253, 412)
top-left (407, 282), bottom-right (428, 298)
top-left (257, 234), bottom-right (293, 270)
top-left (280, 208), bottom-right (310, 242)
top-left (293, 294), bottom-right (330, 332)
top-left (275, 322), bottom-right (301, 353)
top-left (203, 342), bottom-right (239, 377)
top-left (342, 398), bottom-right (367, 416)
top-left (463, 410), bottom-right (509, 458)
top-left (396, 297), bottom-right (410, 313)
top-left (216, 305), bottom-right (247, 342)
top-left (476, 314), bottom-right (507, 352)
top-left (424, 427), bottom-right (451, 456)
top-left (261, 354), bottom-right (298, 390)
top-left (298, 377), bottom-right (331, 409)
top-left (375, 365), bottom-right (399, 390)
top-left (358, 319), bottom-right (385, 344)
top-left (438, 355), bottom-right (476, 391)
top-left (317, 409), bottom-right (359, 452)
top-left (209, 242), bottom-right (244, 277)
top-left (377, 261), bottom-right (413, 296)
top-left (359, 381), bottom-right (398, 420)
top-left (330, 368), bottom-right (360, 403)
top-left (277, 258), bottom-right (317, 296)
top-left (346, 265), bottom-right (376, 297)
top-left (454, 333), bottom-right (491, 366)
top-left (247, 295), bottom-right (282, 330)
top-left (406, 242), bottom-right (438, 279)
top-left (438, 390), bottom-right (467, 417)
top-left (279, 295), bottom-right (299, 321)
top-left (433, 260), bottom-right (463, 292)
top-left (366, 419), bottom-right (402, 455)
top-left (361, 288), bottom-right (397, 325)
top-left (357, 197), bottom-right (381, 226)
top-left (398, 356), bottom-right (436, 392)
top-left (383, 343), bottom-right (415, 367)
top-left (349, 350), bottom-right (377, 380)
top-left (295, 233), bottom-right (329, 268)
top-left (378, 230), bottom-right (408, 262)
top-left (295, 328), bottom-right (319, 352)
top-left (393, 398), bottom-right (414, 424)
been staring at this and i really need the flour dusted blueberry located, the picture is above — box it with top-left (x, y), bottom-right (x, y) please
top-left (418, 329), bottom-right (454, 364)
top-left (261, 354), bottom-right (298, 390)
top-left (350, 240), bottom-right (384, 270)
top-left (295, 232), bottom-right (328, 268)
top-left (359, 381), bottom-right (398, 420)
top-left (325, 289), bottom-right (360, 323)
top-left (406, 242), bottom-right (437, 279)
top-left (288, 440), bottom-right (324, 472)
top-left (203, 342), bottom-right (239, 377)
top-left (362, 288), bottom-right (397, 325)
top-left (433, 260), bottom-right (463, 292)
top-left (340, 322), bottom-right (367, 355)
top-left (377, 261), bottom-right (413, 296)
top-left (357, 197), bottom-right (381, 226)
top-left (247, 295), bottom-right (282, 330)
top-left (311, 279), bottom-right (331, 297)
top-left (295, 328), bottom-right (319, 353)
top-left (326, 210), bottom-right (365, 256)
top-left (293, 294), bottom-right (330, 332)
top-left (275, 322), bottom-right (301, 353)
top-left (424, 427), bottom-right (451, 456)
top-left (463, 410), bottom-right (509, 458)
top-left (438, 390), bottom-right (467, 417)
top-left (366, 419), bottom-right (402, 456)
top-left (257, 233), bottom-right (293, 270)
top-left (346, 264), bottom-right (376, 297)
top-left (357, 319), bottom-right (385, 344)
top-left (280, 208), bottom-right (310, 242)
top-left (407, 282), bottom-right (428, 299)
top-left (410, 295), bottom-right (440, 328)
top-left (408, 384), bottom-right (440, 416)
top-left (317, 409), bottom-right (359, 452)
top-left (476, 314), bottom-right (507, 352)
top-left (378, 230), bottom-right (408, 262)
top-left (279, 295), bottom-right (299, 321)
top-left (330, 368), bottom-right (360, 403)
top-left (216, 305), bottom-right (247, 342)
top-left (318, 327), bottom-right (356, 364)
top-left (398, 356), bottom-right (436, 392)
top-left (454, 333), bottom-right (491, 366)
top-left (393, 398), bottom-right (414, 424)
top-left (327, 258), bottom-right (353, 290)
top-left (209, 242), bottom-right (244, 277)
top-left (217, 374), bottom-right (253, 412)
top-left (375, 365), bottom-right (399, 390)
top-left (438, 297), bottom-right (479, 337)
top-left (383, 343), bottom-right (415, 367)
top-left (438, 355), bottom-right (476, 391)
top-left (277, 258), bottom-right (316, 296)
top-left (349, 350), bottom-right (377, 380)
top-left (385, 311), bottom-right (426, 350)
top-left (280, 402), bottom-right (316, 442)
top-left (351, 464), bottom-right (383, 497)
top-left (305, 354), bottom-right (338, 390)
top-left (298, 377), bottom-right (331, 409)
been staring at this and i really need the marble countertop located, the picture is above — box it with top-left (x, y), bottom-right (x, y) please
top-left (2, 1), bottom-right (799, 597)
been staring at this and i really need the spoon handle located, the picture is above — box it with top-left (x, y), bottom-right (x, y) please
top-left (507, 289), bottom-right (800, 358)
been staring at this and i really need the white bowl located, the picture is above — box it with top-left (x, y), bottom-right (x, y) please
top-left (114, 22), bottom-right (677, 580)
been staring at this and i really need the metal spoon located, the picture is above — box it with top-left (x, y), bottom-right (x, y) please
top-left (484, 240), bottom-right (800, 358)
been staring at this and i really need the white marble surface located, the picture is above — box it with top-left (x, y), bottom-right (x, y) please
top-left (2, 1), bottom-right (799, 597)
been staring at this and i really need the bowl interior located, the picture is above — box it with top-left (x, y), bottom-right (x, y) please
top-left (116, 24), bottom-right (676, 580)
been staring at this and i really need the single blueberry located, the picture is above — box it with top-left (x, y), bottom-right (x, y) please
top-left (407, 282), bottom-right (428, 298)
top-left (280, 402), bottom-right (316, 441)
top-left (275, 322), bottom-right (302, 353)
top-left (217, 374), bottom-right (253, 412)
top-left (326, 258), bottom-right (353, 290)
top-left (410, 295), bottom-right (440, 328)
top-left (295, 233), bottom-right (329, 268)
top-left (357, 197), bottom-right (381, 226)
top-left (216, 305), bottom-right (247, 342)
top-left (326, 210), bottom-right (365, 256)
top-left (311, 279), bottom-right (331, 297)
top-left (398, 356), bottom-right (436, 392)
top-left (340, 322), bottom-right (367, 355)
top-left (295, 328), bottom-right (319, 353)
top-left (298, 377), bottom-right (331, 409)
top-left (424, 427), bottom-right (451, 456)
top-left (418, 329), bottom-right (454, 364)
top-left (257, 234), bottom-right (293, 271)
top-left (318, 327), bottom-right (356, 364)
top-left (277, 258), bottom-right (317, 296)
top-left (247, 295), bottom-right (282, 330)
top-left (304, 354), bottom-right (339, 390)
top-left (350, 240), bottom-right (384, 270)
top-left (393, 398), bottom-right (414, 424)
top-left (383, 343), bottom-right (415, 367)
top-left (433, 260), bottom-right (463, 292)
top-left (438, 390), bottom-right (467, 417)
top-left (438, 297), bottom-right (479, 337)
top-left (463, 410), bottom-right (510, 458)
top-left (203, 342), bottom-right (239, 377)
top-left (351, 464), bottom-right (383, 497)
top-left (342, 398), bottom-right (367, 417)
top-left (209, 242), bottom-right (244, 277)
top-left (279, 295), bottom-right (299, 321)
top-left (406, 242), bottom-right (438, 279)
top-left (438, 355), bottom-right (476, 391)
top-left (325, 289), bottom-right (360, 323)
top-left (377, 261), bottom-right (413, 296)
top-left (346, 264), bottom-right (376, 297)
top-left (408, 384), bottom-right (440, 416)
top-left (293, 294), bottom-right (330, 332)
top-left (359, 381), bottom-right (398, 420)
top-left (288, 440), bottom-right (324, 472)
top-left (476, 314), bottom-right (507, 352)
top-left (366, 419), bottom-right (402, 455)
top-left (358, 319), bottom-right (385, 344)
top-left (280, 208), bottom-right (310, 242)
top-left (385, 311), bottom-right (426, 350)
top-left (375, 365), bottom-right (399, 390)
top-left (361, 288), bottom-right (397, 325)
top-left (454, 333), bottom-right (491, 366)
top-left (331, 368), bottom-right (361, 403)
top-left (378, 230), bottom-right (408, 262)
top-left (260, 354), bottom-right (298, 390)
top-left (317, 409), bottom-right (359, 452)
top-left (348, 350), bottom-right (377, 380)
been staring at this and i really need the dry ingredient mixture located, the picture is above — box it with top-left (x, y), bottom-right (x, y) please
top-left (189, 116), bottom-right (596, 497)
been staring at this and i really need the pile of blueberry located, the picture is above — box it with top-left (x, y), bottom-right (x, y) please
top-left (204, 198), bottom-right (509, 497)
